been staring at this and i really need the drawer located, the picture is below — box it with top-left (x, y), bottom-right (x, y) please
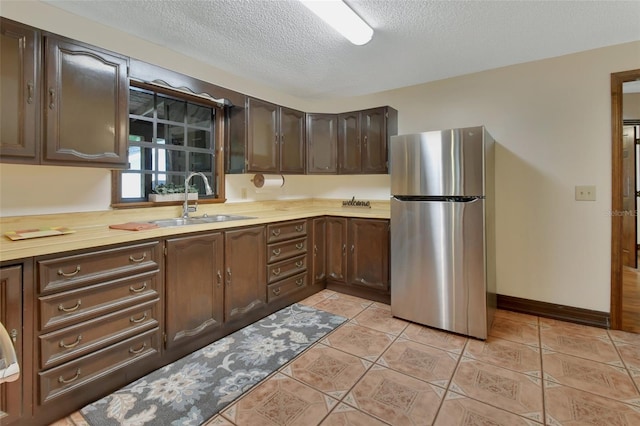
top-left (38, 271), bottom-right (158, 332)
top-left (267, 254), bottom-right (307, 284)
top-left (267, 237), bottom-right (307, 263)
top-left (39, 299), bottom-right (159, 370)
top-left (39, 327), bottom-right (160, 404)
top-left (38, 241), bottom-right (161, 294)
top-left (267, 220), bottom-right (307, 243)
top-left (268, 272), bottom-right (307, 303)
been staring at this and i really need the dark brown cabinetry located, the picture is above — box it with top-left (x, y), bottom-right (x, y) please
top-left (165, 233), bottom-right (224, 350)
top-left (266, 220), bottom-right (308, 303)
top-left (34, 242), bottom-right (162, 419)
top-left (43, 35), bottom-right (128, 166)
top-left (0, 19), bottom-right (39, 162)
top-left (247, 98), bottom-right (305, 174)
top-left (326, 217), bottom-right (390, 303)
top-left (338, 107), bottom-right (398, 174)
top-left (326, 217), bottom-right (348, 283)
top-left (310, 217), bottom-right (327, 285)
top-left (307, 113), bottom-right (338, 174)
top-left (0, 18), bottom-right (129, 168)
top-left (0, 265), bottom-right (24, 425)
top-left (224, 226), bottom-right (267, 322)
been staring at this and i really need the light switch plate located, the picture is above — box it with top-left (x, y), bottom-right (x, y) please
top-left (575, 185), bottom-right (596, 201)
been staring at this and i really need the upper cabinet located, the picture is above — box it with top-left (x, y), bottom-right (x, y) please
top-left (307, 113), bottom-right (338, 174)
top-left (0, 19), bottom-right (39, 162)
top-left (247, 97), bottom-right (305, 174)
top-left (42, 35), bottom-right (129, 167)
top-left (338, 106), bottom-right (398, 174)
top-left (0, 18), bottom-right (129, 168)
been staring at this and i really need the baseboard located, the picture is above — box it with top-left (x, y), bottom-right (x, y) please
top-left (497, 294), bottom-right (610, 329)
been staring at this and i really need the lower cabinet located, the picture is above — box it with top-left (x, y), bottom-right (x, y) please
top-left (165, 232), bottom-right (224, 350)
top-left (310, 217), bottom-right (327, 285)
top-left (224, 226), bottom-right (267, 322)
top-left (0, 264), bottom-right (26, 426)
top-left (325, 217), bottom-right (390, 303)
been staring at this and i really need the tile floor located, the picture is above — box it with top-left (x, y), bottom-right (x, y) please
top-left (53, 289), bottom-right (640, 425)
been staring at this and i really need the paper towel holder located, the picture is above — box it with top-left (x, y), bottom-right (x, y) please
top-left (251, 173), bottom-right (285, 188)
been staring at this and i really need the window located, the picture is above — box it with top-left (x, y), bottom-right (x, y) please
top-left (112, 84), bottom-right (225, 206)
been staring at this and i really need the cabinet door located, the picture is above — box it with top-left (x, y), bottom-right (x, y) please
top-left (280, 107), bottom-right (305, 174)
top-left (247, 97), bottom-right (278, 172)
top-left (311, 217), bottom-right (326, 285)
top-left (307, 113), bottom-right (337, 174)
top-left (348, 219), bottom-right (389, 291)
top-left (361, 108), bottom-right (387, 173)
top-left (325, 217), bottom-right (347, 283)
top-left (165, 233), bottom-right (224, 349)
top-left (224, 226), bottom-right (266, 322)
top-left (0, 19), bottom-right (39, 162)
top-left (43, 36), bottom-right (128, 166)
top-left (338, 112), bottom-right (361, 174)
top-left (0, 265), bottom-right (22, 425)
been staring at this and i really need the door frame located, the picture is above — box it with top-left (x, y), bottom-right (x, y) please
top-left (610, 68), bottom-right (640, 330)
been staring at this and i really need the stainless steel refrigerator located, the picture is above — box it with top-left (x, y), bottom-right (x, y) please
top-left (390, 126), bottom-right (495, 339)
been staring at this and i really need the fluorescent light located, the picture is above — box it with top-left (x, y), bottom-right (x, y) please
top-left (299, 0), bottom-right (373, 45)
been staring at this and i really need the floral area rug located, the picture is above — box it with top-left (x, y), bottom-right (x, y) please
top-left (80, 303), bottom-right (346, 425)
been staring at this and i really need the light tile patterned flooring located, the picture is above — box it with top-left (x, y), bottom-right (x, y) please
top-left (53, 289), bottom-right (640, 425)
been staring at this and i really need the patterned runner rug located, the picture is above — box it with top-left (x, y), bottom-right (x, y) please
top-left (81, 303), bottom-right (346, 425)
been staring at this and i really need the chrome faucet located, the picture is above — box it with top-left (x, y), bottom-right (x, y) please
top-left (183, 172), bottom-right (214, 218)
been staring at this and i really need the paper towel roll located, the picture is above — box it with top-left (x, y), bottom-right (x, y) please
top-left (252, 174), bottom-right (285, 189)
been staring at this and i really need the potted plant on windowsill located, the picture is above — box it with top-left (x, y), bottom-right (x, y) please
top-left (149, 183), bottom-right (198, 202)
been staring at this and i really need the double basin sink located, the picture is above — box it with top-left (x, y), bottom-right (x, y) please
top-left (149, 214), bottom-right (256, 227)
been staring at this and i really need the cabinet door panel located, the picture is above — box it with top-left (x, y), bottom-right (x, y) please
top-left (361, 108), bottom-right (387, 173)
top-left (224, 226), bottom-right (266, 321)
top-left (44, 36), bottom-right (128, 166)
top-left (0, 265), bottom-right (22, 425)
top-left (280, 107), bottom-right (305, 174)
top-left (311, 217), bottom-right (327, 285)
top-left (0, 19), bottom-right (39, 161)
top-left (326, 217), bottom-right (347, 283)
top-left (247, 98), bottom-right (278, 172)
top-left (348, 219), bottom-right (389, 291)
top-left (338, 112), bottom-right (361, 174)
top-left (307, 113), bottom-right (337, 174)
top-left (165, 233), bottom-right (224, 349)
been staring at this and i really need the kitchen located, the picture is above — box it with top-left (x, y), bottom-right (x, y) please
top-left (1, 1), bottom-right (640, 425)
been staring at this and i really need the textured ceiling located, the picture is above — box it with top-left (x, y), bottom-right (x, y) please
top-left (44, 0), bottom-right (640, 99)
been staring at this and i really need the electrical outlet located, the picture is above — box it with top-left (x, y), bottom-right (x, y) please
top-left (241, 188), bottom-right (247, 199)
top-left (575, 185), bottom-right (596, 201)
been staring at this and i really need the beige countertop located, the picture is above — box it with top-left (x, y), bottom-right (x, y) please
top-left (0, 199), bottom-right (390, 262)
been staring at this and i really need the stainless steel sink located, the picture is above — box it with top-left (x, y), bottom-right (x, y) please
top-left (149, 214), bottom-right (255, 227)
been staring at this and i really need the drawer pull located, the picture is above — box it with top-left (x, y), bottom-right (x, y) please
top-left (272, 229), bottom-right (281, 237)
top-left (226, 268), bottom-right (232, 286)
top-left (351, 244), bottom-right (355, 253)
top-left (272, 287), bottom-right (281, 296)
top-left (296, 278), bottom-right (304, 287)
top-left (314, 245), bottom-right (318, 255)
top-left (272, 268), bottom-right (281, 276)
top-left (272, 248), bottom-right (281, 257)
top-left (217, 270), bottom-right (222, 287)
top-left (129, 253), bottom-right (147, 263)
top-left (129, 282), bottom-right (147, 293)
top-left (58, 369), bottom-right (81, 384)
top-left (129, 343), bottom-right (147, 355)
top-left (27, 82), bottom-right (34, 104)
top-left (57, 265), bottom-right (81, 277)
top-left (295, 225), bottom-right (303, 232)
top-left (58, 300), bottom-right (82, 313)
top-left (130, 313), bottom-right (148, 324)
top-left (59, 335), bottom-right (82, 349)
top-left (296, 243), bottom-right (304, 250)
top-left (295, 261), bottom-right (303, 268)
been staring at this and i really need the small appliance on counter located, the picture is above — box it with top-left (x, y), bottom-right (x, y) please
top-left (0, 321), bottom-right (19, 384)
top-left (389, 126), bottom-right (496, 339)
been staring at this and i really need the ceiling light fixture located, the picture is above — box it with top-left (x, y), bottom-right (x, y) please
top-left (299, 0), bottom-right (373, 46)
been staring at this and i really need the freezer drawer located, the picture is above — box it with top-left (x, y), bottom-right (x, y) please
top-left (390, 197), bottom-right (488, 339)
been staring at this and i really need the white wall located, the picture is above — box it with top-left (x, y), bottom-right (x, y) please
top-left (2, 1), bottom-right (640, 312)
